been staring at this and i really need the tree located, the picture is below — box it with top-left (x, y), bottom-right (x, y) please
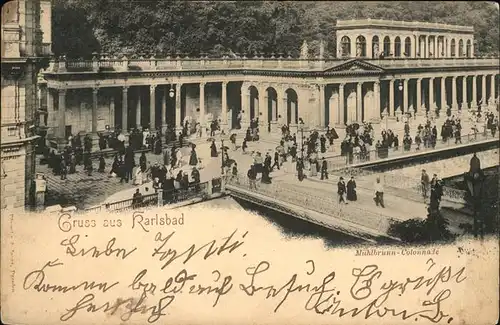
top-left (388, 207), bottom-right (456, 243)
top-left (52, 1), bottom-right (499, 58)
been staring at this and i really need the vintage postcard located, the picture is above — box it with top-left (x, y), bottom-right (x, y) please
top-left (1, 1), bottom-right (499, 324)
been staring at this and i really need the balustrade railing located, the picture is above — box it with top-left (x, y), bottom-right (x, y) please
top-left (82, 177), bottom-right (222, 214)
top-left (50, 56), bottom-right (498, 73)
top-left (227, 175), bottom-right (393, 233)
top-left (326, 129), bottom-right (496, 170)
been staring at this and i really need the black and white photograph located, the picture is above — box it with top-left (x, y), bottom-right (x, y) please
top-left (1, 1), bottom-right (499, 324)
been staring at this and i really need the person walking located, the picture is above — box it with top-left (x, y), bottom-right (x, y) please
top-left (320, 158), bottom-right (328, 180)
top-left (271, 151), bottom-right (280, 171)
top-left (247, 165), bottom-right (257, 190)
top-left (421, 169), bottom-right (430, 202)
top-left (373, 177), bottom-right (385, 208)
top-left (337, 177), bottom-right (347, 204)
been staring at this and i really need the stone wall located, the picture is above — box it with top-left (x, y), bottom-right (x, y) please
top-left (49, 88), bottom-right (114, 136)
top-left (1, 148), bottom-right (27, 210)
top-left (183, 83), bottom-right (223, 124)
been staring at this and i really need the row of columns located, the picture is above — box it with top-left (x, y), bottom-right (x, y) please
top-left (388, 73), bottom-right (496, 116)
top-left (50, 73), bottom-right (497, 141)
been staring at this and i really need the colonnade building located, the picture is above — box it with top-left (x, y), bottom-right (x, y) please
top-left (39, 19), bottom-right (499, 149)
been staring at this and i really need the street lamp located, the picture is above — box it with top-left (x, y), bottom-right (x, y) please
top-left (398, 80), bottom-right (404, 122)
top-left (221, 139), bottom-right (225, 175)
top-left (465, 154), bottom-right (485, 239)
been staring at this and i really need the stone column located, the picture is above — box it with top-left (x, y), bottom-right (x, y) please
top-left (58, 89), bottom-right (66, 140)
top-left (241, 84), bottom-right (250, 129)
top-left (47, 88), bottom-right (54, 135)
top-left (373, 81), bottom-right (381, 121)
top-left (471, 75), bottom-right (477, 109)
top-left (429, 77), bottom-right (435, 113)
top-left (440, 77), bottom-right (446, 111)
top-left (481, 75), bottom-right (486, 108)
top-left (416, 78), bottom-right (422, 114)
top-left (423, 35), bottom-right (427, 58)
top-left (221, 81), bottom-right (228, 130)
top-left (122, 86), bottom-right (128, 132)
top-left (92, 87), bottom-right (98, 133)
top-left (149, 85), bottom-right (156, 131)
top-left (136, 87), bottom-right (142, 129)
top-left (258, 85), bottom-right (268, 131)
top-left (389, 80), bottom-right (395, 116)
top-left (175, 84), bottom-right (182, 132)
top-left (338, 84), bottom-right (345, 125)
top-left (366, 35), bottom-right (373, 58)
top-left (356, 82), bottom-right (362, 122)
top-left (280, 88), bottom-right (288, 125)
top-left (403, 79), bottom-right (408, 112)
top-left (391, 36), bottom-right (396, 56)
top-left (199, 82), bottom-right (206, 136)
top-left (489, 74), bottom-right (495, 105)
top-left (161, 85), bottom-right (167, 132)
top-left (451, 76), bottom-right (458, 114)
top-left (350, 36), bottom-right (356, 58)
top-left (109, 95), bottom-right (115, 130)
top-left (319, 84), bottom-right (325, 127)
top-left (462, 76), bottom-right (468, 110)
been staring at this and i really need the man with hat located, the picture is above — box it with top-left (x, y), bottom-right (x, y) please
top-left (337, 176), bottom-right (347, 204)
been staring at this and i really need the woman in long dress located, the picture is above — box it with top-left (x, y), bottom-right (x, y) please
top-left (133, 166), bottom-right (143, 185)
top-left (346, 176), bottom-right (357, 201)
top-left (210, 140), bottom-right (218, 157)
top-left (176, 149), bottom-right (183, 168)
top-left (189, 148), bottom-right (198, 166)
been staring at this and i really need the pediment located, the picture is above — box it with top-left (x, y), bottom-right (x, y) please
top-left (324, 59), bottom-right (385, 74)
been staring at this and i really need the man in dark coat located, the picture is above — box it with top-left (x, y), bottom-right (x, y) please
top-left (337, 177), bottom-right (347, 204)
top-left (320, 158), bottom-right (328, 180)
top-left (98, 155), bottom-right (105, 173)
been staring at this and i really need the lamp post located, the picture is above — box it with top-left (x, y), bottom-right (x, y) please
top-left (398, 79), bottom-right (404, 118)
top-left (465, 154), bottom-right (485, 239)
top-left (221, 139), bottom-right (225, 175)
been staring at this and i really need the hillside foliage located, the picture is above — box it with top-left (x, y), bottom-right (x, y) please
top-left (52, 0), bottom-right (499, 59)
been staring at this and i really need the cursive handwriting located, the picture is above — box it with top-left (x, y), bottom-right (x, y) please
top-left (305, 259), bottom-right (462, 323)
top-left (23, 259), bottom-right (119, 294)
top-left (152, 229), bottom-right (247, 269)
top-left (60, 235), bottom-right (137, 260)
top-left (60, 292), bottom-right (173, 323)
top-left (240, 260), bottom-right (337, 312)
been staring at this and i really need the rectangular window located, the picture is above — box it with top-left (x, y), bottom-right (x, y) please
top-left (7, 126), bottom-right (17, 136)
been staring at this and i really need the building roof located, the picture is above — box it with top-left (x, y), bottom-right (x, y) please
top-left (336, 19), bottom-right (474, 33)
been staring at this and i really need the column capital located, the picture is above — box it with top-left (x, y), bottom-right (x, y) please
top-left (92, 87), bottom-right (99, 94)
top-left (339, 83), bottom-right (345, 89)
top-left (200, 81), bottom-right (206, 88)
top-left (122, 85), bottom-right (129, 91)
top-left (221, 81), bottom-right (228, 87)
top-left (58, 88), bottom-right (67, 95)
top-left (150, 84), bottom-right (157, 92)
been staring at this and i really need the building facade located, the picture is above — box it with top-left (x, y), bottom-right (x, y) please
top-left (1, 0), bottom-right (51, 211)
top-left (40, 19), bottom-right (499, 148)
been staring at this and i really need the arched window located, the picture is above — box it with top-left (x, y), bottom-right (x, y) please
top-left (356, 35), bottom-right (366, 57)
top-left (383, 36), bottom-right (391, 56)
top-left (404, 37), bottom-right (411, 57)
top-left (466, 39), bottom-right (472, 57)
top-left (394, 36), bottom-right (401, 57)
top-left (451, 39), bottom-right (456, 57)
top-left (372, 36), bottom-right (380, 58)
top-left (458, 39), bottom-right (464, 57)
top-left (341, 36), bottom-right (351, 57)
